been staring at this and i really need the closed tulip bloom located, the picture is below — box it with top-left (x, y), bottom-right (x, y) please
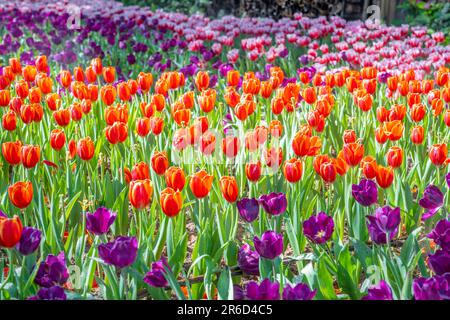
top-left (136, 117), bottom-right (151, 137)
top-left (429, 144), bottom-right (448, 166)
top-left (105, 122), bottom-right (128, 144)
top-left (0, 215), bottom-right (23, 248)
top-left (376, 165), bottom-right (394, 189)
top-left (366, 206), bottom-right (401, 244)
top-left (21, 145), bottom-right (40, 169)
top-left (34, 252), bottom-right (69, 287)
top-left (160, 187), bottom-right (183, 217)
top-left (237, 244), bottom-right (260, 275)
top-left (382, 120), bottom-right (403, 141)
top-left (2, 141), bottom-right (22, 165)
top-left (151, 151), bottom-right (169, 175)
top-left (16, 227), bottom-right (41, 255)
top-left (149, 117), bottom-right (164, 135)
top-left (246, 279), bottom-right (280, 300)
top-left (32, 286), bottom-right (67, 301)
top-left (189, 170), bottom-right (214, 198)
top-left (102, 66), bottom-right (116, 83)
top-left (129, 179), bottom-right (153, 209)
top-left (15, 79), bottom-right (29, 99)
top-left (2, 111), bottom-right (17, 131)
top-left (53, 108), bottom-right (71, 127)
top-left (200, 131), bottom-right (216, 155)
top-left (236, 198), bottom-right (259, 223)
top-left (259, 193), bottom-right (287, 216)
top-left (117, 82), bottom-right (131, 101)
top-left (283, 283), bottom-right (317, 301)
top-left (165, 166), bottom-right (185, 191)
top-left (303, 212), bottom-right (334, 244)
top-left (220, 176), bottom-right (239, 203)
top-left (100, 85), bottom-right (116, 106)
top-left (343, 130), bottom-right (357, 144)
top-left (410, 103), bottom-right (426, 122)
top-left (69, 103), bottom-right (82, 121)
top-left (411, 126), bottom-right (424, 145)
top-left (419, 185), bottom-right (444, 220)
top-left (362, 280), bottom-right (393, 300)
top-left (98, 236), bottom-right (138, 268)
top-left (320, 161), bottom-right (337, 183)
top-left (137, 72), bottom-right (153, 93)
top-left (77, 137), bottom-right (95, 161)
top-left (131, 162), bottom-right (150, 181)
top-left (264, 147), bottom-right (283, 170)
top-left (50, 129), bottom-right (66, 151)
top-left (253, 230), bottom-right (283, 260)
top-left (386, 146), bottom-right (403, 168)
top-left (222, 136), bottom-right (240, 158)
top-left (59, 70), bottom-right (72, 88)
top-left (8, 181), bottom-right (33, 209)
top-left (86, 207), bottom-right (116, 235)
top-left (195, 71), bottom-right (209, 91)
top-left (227, 70), bottom-right (240, 86)
top-left (144, 257), bottom-right (170, 288)
top-left (343, 142), bottom-right (364, 167)
top-left (283, 158), bottom-right (303, 183)
top-left (245, 161), bottom-right (262, 182)
top-left (352, 179), bottom-right (378, 206)
top-left (292, 132), bottom-right (311, 157)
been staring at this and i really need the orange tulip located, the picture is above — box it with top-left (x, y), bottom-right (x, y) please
top-left (151, 151), bottom-right (169, 175)
top-left (227, 70), bottom-right (240, 87)
top-left (15, 79), bottom-right (29, 99)
top-left (195, 71), bottom-right (209, 91)
top-left (137, 72), bottom-right (153, 92)
top-left (386, 146), bottom-right (403, 168)
top-left (117, 82), bottom-right (131, 101)
top-left (136, 117), bottom-right (151, 137)
top-left (245, 161), bottom-right (262, 182)
top-left (382, 120), bottom-right (404, 141)
top-left (100, 85), bottom-right (116, 106)
top-left (200, 131), bottom-right (216, 155)
top-left (46, 93), bottom-right (61, 111)
top-left (22, 65), bottom-right (37, 82)
top-left (129, 179), bottom-right (154, 209)
top-left (160, 187), bottom-right (183, 217)
top-left (222, 136), bottom-right (240, 158)
top-left (260, 81), bottom-right (273, 99)
top-left (53, 108), bottom-right (71, 127)
top-left (444, 110), bottom-right (450, 127)
top-left (0, 90), bottom-right (10, 107)
top-left (219, 176), bottom-right (239, 203)
top-left (283, 158), bottom-right (303, 183)
top-left (70, 102), bottom-right (83, 122)
top-left (59, 70), bottom-right (72, 88)
top-left (8, 181), bottom-right (33, 209)
top-left (21, 145), bottom-right (40, 169)
top-left (77, 137), bottom-right (95, 161)
top-left (319, 161), bottom-right (337, 183)
top-left (2, 141), bottom-right (22, 165)
top-left (376, 165), bottom-right (394, 189)
top-left (198, 88), bottom-right (216, 113)
top-left (429, 144), bottom-right (448, 166)
top-left (343, 130), bottom-right (356, 144)
top-left (302, 87), bottom-right (317, 104)
top-left (105, 122), bottom-right (128, 144)
top-left (150, 117), bottom-right (164, 135)
top-left (9, 58), bottom-right (22, 74)
top-left (189, 170), bottom-right (214, 198)
top-left (165, 166), bottom-right (185, 191)
top-left (73, 66), bottom-right (84, 82)
top-left (360, 156), bottom-right (377, 179)
top-left (410, 103), bottom-right (426, 122)
top-left (102, 67), bottom-right (116, 83)
top-left (173, 107), bottom-right (191, 126)
top-left (50, 129), bottom-right (66, 151)
top-left (2, 111), bottom-right (16, 131)
top-left (224, 87), bottom-right (240, 108)
top-left (292, 132), bottom-right (311, 157)
top-left (0, 215), bottom-right (23, 248)
top-left (411, 126), bottom-right (424, 145)
top-left (342, 142), bottom-right (364, 167)
top-left (131, 162), bottom-right (150, 181)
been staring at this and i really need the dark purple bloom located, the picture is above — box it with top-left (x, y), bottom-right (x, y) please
top-left (366, 206), bottom-right (401, 245)
top-left (419, 185), bottom-right (444, 220)
top-left (428, 250), bottom-right (450, 275)
top-left (446, 172), bottom-right (450, 189)
top-left (428, 219), bottom-right (450, 251)
top-left (246, 279), bottom-right (280, 300)
top-left (237, 244), bottom-right (260, 275)
top-left (237, 198), bottom-right (259, 223)
top-left (34, 252), bottom-right (69, 288)
top-left (258, 193), bottom-right (287, 216)
top-left (233, 285), bottom-right (245, 300)
top-left (362, 280), bottom-right (393, 300)
top-left (253, 231), bottom-right (283, 260)
top-left (303, 212), bottom-right (334, 244)
top-left (352, 179), bottom-right (378, 206)
top-left (17, 227), bottom-right (41, 255)
top-left (86, 207), bottom-right (116, 235)
top-left (413, 274), bottom-right (450, 300)
top-left (36, 286), bottom-right (67, 300)
top-left (282, 283), bottom-right (316, 300)
top-left (98, 236), bottom-right (138, 268)
top-left (143, 257), bottom-right (170, 288)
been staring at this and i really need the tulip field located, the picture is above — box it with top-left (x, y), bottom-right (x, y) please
top-left (1, 0), bottom-right (450, 301)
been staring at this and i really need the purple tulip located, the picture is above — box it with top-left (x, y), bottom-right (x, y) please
top-left (86, 207), bottom-right (117, 235)
top-left (17, 227), bottom-right (41, 255)
top-left (237, 244), bottom-right (260, 275)
top-left (34, 252), bottom-right (69, 288)
top-left (36, 286), bottom-right (67, 300)
top-left (98, 236), bottom-right (138, 268)
top-left (413, 274), bottom-right (450, 300)
top-left (303, 212), bottom-right (334, 244)
top-left (446, 172), bottom-right (450, 189)
top-left (246, 279), bottom-right (280, 300)
top-left (258, 193), bottom-right (287, 216)
top-left (352, 179), bottom-right (378, 207)
top-left (428, 250), bottom-right (450, 275)
top-left (366, 206), bottom-right (401, 245)
top-left (143, 257), bottom-right (170, 288)
top-left (237, 198), bottom-right (260, 223)
top-left (419, 185), bottom-right (444, 221)
top-left (428, 219), bottom-right (450, 251)
top-left (282, 283), bottom-right (316, 300)
top-left (233, 285), bottom-right (245, 300)
top-left (362, 280), bottom-right (393, 300)
top-left (253, 231), bottom-right (283, 260)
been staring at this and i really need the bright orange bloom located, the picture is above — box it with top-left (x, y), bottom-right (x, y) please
top-left (386, 146), bottom-right (403, 168)
top-left (77, 137), bottom-right (95, 161)
top-left (376, 165), bottom-right (394, 189)
top-left (53, 108), bottom-right (71, 127)
top-left (151, 151), bottom-right (169, 175)
top-left (50, 129), bottom-right (66, 151)
top-left (302, 87), bottom-right (317, 105)
top-left (429, 144), bottom-right (448, 166)
top-left (319, 161), bottom-right (337, 183)
top-left (382, 120), bottom-right (404, 141)
top-left (343, 130), bottom-right (356, 144)
top-left (105, 122), bottom-right (128, 144)
top-left (198, 88), bottom-right (216, 113)
top-left (260, 81), bottom-right (273, 99)
top-left (85, 66), bottom-right (97, 83)
top-left (70, 102), bottom-right (83, 122)
top-left (117, 82), bottom-right (131, 101)
top-left (333, 153), bottom-right (349, 176)
top-left (360, 156), bottom-right (377, 179)
top-left (136, 117), bottom-right (151, 137)
top-left (195, 71), bottom-right (209, 91)
top-left (0, 90), bottom-right (10, 107)
top-left (165, 166), bottom-right (185, 191)
top-left (189, 170), bottom-right (214, 198)
top-left (22, 65), bottom-right (37, 82)
top-left (2, 141), bottom-right (22, 165)
top-left (15, 79), bottom-right (29, 99)
top-left (137, 72), bottom-right (153, 92)
top-left (431, 98), bottom-right (443, 117)
top-left (59, 70), bottom-right (72, 88)
top-left (36, 75), bottom-right (53, 94)
top-left (292, 132), bottom-right (311, 157)
top-left (444, 110), bottom-right (450, 127)
top-left (200, 131), bottom-right (216, 155)
top-left (73, 66), bottom-right (84, 82)
top-left (242, 78), bottom-right (261, 95)
top-left (0, 215), bottom-right (23, 248)
top-left (173, 107), bottom-right (191, 126)
top-left (410, 103), bottom-right (426, 122)
top-left (20, 145), bottom-right (40, 169)
top-left (2, 111), bottom-right (16, 131)
top-left (245, 161), bottom-right (262, 182)
top-left (342, 142), bottom-right (364, 167)
top-left (411, 126), bottom-right (424, 145)
top-left (181, 91), bottom-right (195, 109)
top-left (227, 70), bottom-right (240, 87)
top-left (219, 176), bottom-right (239, 203)
top-left (9, 58), bottom-right (22, 74)
top-left (389, 104), bottom-right (406, 121)
top-left (102, 66), bottom-right (116, 83)
top-left (8, 181), bottom-right (33, 209)
top-left (100, 85), bottom-right (116, 106)
top-left (131, 162), bottom-right (150, 181)
top-left (160, 187), bottom-right (183, 217)
top-left (283, 158), bottom-right (303, 183)
top-left (150, 117), bottom-right (164, 135)
top-left (129, 179), bottom-right (154, 209)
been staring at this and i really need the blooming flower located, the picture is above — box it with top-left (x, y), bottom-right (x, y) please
top-left (34, 252), bottom-right (69, 288)
top-left (236, 198), bottom-right (259, 223)
top-left (428, 219), bottom-right (450, 251)
top-left (303, 212), bottom-right (334, 244)
top-left (428, 250), bottom-right (450, 275)
top-left (237, 243), bottom-right (260, 275)
top-left (16, 227), bottom-right (41, 255)
top-left (362, 280), bottom-right (393, 300)
top-left (253, 231), bottom-right (283, 260)
top-left (419, 185), bottom-right (444, 220)
top-left (413, 275), bottom-right (450, 300)
top-left (246, 279), bottom-right (280, 300)
top-left (366, 206), bottom-right (401, 244)
top-left (282, 283), bottom-right (316, 300)
top-left (86, 207), bottom-right (116, 235)
top-left (98, 236), bottom-right (138, 268)
top-left (352, 179), bottom-right (378, 206)
top-left (143, 257), bottom-right (170, 288)
top-left (258, 193), bottom-right (287, 216)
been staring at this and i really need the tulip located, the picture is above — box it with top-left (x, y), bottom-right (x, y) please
top-left (200, 131), bottom-right (216, 155)
top-left (165, 166), bottom-right (185, 191)
top-left (0, 215), bottom-right (23, 248)
top-left (129, 179), bottom-right (153, 209)
top-left (375, 165), bottom-right (394, 189)
top-left (283, 158), bottom-right (303, 183)
top-left (2, 141), bottom-right (22, 165)
top-left (160, 187), bottom-right (183, 217)
top-left (117, 82), bottom-right (131, 101)
top-left (319, 161), bottom-right (337, 183)
top-left (253, 230), bottom-right (283, 260)
top-left (303, 212), bottom-right (334, 244)
top-left (236, 198), bottom-right (259, 223)
top-left (137, 72), bottom-right (153, 92)
top-left (352, 179), bottom-right (378, 206)
top-left (136, 117), bottom-right (151, 137)
top-left (386, 146), bottom-right (403, 168)
top-left (100, 85), bottom-right (116, 106)
top-left (246, 279), bottom-right (280, 300)
top-left (102, 66), bottom-right (116, 83)
top-left (343, 142), bottom-right (364, 167)
top-left (98, 236), bottom-right (138, 268)
top-left (292, 132), bottom-right (310, 157)
top-left (362, 280), bottom-right (393, 300)
top-left (53, 108), bottom-right (71, 127)
top-left (67, 139), bottom-right (76, 160)
top-left (77, 137), bottom-right (95, 161)
top-left (131, 162), bottom-right (150, 181)
top-left (221, 136), bottom-right (240, 158)
top-left (264, 147), bottom-right (283, 170)
top-left (429, 144), bottom-right (448, 166)
top-left (32, 286), bottom-right (66, 300)
top-left (245, 161), bottom-right (261, 182)
top-left (219, 176), bottom-right (239, 203)
top-left (258, 193), bottom-right (287, 216)
top-left (237, 244), bottom-right (260, 275)
top-left (86, 207), bottom-right (116, 235)
top-left (34, 252), bottom-right (69, 287)
top-left (144, 257), bottom-right (170, 288)
top-left (366, 206), bottom-right (401, 244)
top-left (227, 70), bottom-right (240, 87)
top-left (8, 181), bottom-right (33, 209)
top-left (2, 111), bottom-right (17, 131)
top-left (413, 275), bottom-right (450, 300)
top-left (282, 283), bottom-right (316, 300)
top-left (343, 130), bottom-right (356, 144)
top-left (269, 120), bottom-right (283, 137)
top-left (50, 129), bottom-right (66, 151)
top-left (151, 151), bottom-right (169, 175)
top-left (411, 126), bottom-right (424, 145)
top-left (16, 227), bottom-right (41, 255)
top-left (419, 185), bottom-right (444, 221)
top-left (105, 122), bottom-right (128, 144)
top-left (428, 219), bottom-right (450, 251)
top-left (428, 250), bottom-right (450, 275)
top-left (195, 71), bottom-right (209, 91)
